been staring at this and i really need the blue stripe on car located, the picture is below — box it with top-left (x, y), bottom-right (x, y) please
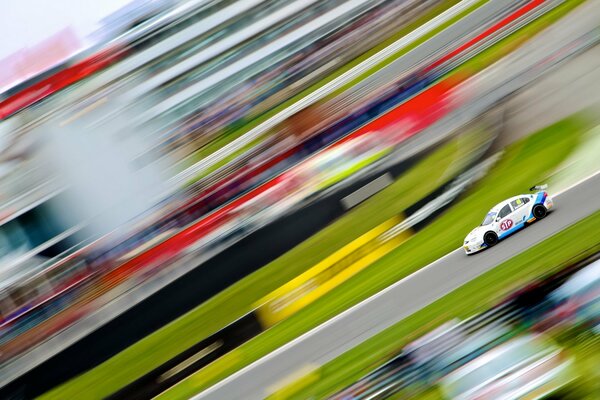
top-left (535, 191), bottom-right (547, 204)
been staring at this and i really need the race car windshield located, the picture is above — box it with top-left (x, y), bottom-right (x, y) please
top-left (482, 212), bottom-right (496, 226)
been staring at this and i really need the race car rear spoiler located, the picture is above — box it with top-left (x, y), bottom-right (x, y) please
top-left (529, 184), bottom-right (548, 191)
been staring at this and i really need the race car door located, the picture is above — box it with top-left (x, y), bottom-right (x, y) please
top-left (497, 203), bottom-right (515, 237)
top-left (510, 197), bottom-right (531, 225)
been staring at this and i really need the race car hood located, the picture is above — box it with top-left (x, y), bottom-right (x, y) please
top-left (465, 226), bottom-right (489, 241)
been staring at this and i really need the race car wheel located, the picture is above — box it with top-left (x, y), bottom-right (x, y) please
top-left (484, 231), bottom-right (498, 247)
top-left (533, 204), bottom-right (547, 219)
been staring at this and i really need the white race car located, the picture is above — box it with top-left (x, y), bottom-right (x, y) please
top-left (463, 186), bottom-right (554, 255)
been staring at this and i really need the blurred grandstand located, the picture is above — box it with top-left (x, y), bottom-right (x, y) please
top-left (0, 0), bottom-right (598, 398)
top-left (0, 0), bottom-right (458, 371)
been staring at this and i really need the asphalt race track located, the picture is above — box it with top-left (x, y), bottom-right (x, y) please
top-left (195, 172), bottom-right (600, 400)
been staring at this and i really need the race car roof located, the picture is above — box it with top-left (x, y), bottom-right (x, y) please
top-left (489, 194), bottom-right (535, 212)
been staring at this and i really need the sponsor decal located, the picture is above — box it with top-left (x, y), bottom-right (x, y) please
top-left (500, 219), bottom-right (513, 231)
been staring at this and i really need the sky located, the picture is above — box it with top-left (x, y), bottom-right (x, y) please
top-left (0, 0), bottom-right (130, 59)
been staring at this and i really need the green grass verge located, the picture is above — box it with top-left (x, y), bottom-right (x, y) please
top-left (179, 0), bottom-right (489, 181)
top-left (287, 208), bottom-right (600, 400)
top-left (41, 127), bottom-right (486, 400)
top-left (551, 124), bottom-right (600, 194)
top-left (152, 117), bottom-right (585, 399)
